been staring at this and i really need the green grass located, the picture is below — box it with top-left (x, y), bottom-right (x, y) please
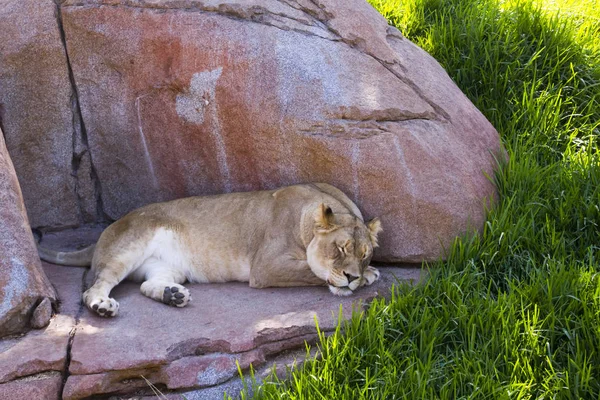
top-left (233, 0), bottom-right (600, 398)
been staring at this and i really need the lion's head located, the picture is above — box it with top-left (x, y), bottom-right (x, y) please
top-left (306, 203), bottom-right (382, 295)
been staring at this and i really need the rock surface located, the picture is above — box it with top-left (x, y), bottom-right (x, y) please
top-left (0, 319), bottom-right (72, 383)
top-left (0, 0), bottom-right (503, 262)
top-left (0, 263), bottom-right (82, 385)
top-left (60, 0), bottom-right (502, 262)
top-left (0, 372), bottom-right (63, 400)
top-left (0, 128), bottom-right (57, 337)
top-left (158, 348), bottom-right (316, 400)
top-left (0, 0), bottom-right (96, 228)
top-left (30, 297), bottom-right (54, 329)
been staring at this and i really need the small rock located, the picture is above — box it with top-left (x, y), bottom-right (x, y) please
top-left (30, 298), bottom-right (53, 329)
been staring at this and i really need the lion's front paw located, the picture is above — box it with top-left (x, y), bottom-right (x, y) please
top-left (328, 285), bottom-right (354, 296)
top-left (362, 266), bottom-right (380, 286)
top-left (85, 294), bottom-right (119, 317)
top-left (162, 285), bottom-right (191, 307)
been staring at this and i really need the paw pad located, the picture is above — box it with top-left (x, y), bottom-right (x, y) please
top-left (162, 286), bottom-right (191, 307)
top-left (88, 297), bottom-right (119, 317)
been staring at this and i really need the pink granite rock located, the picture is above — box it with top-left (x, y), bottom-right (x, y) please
top-left (63, 352), bottom-right (253, 399)
top-left (0, 263), bottom-right (83, 384)
top-left (0, 0), bottom-right (503, 261)
top-left (139, 348), bottom-right (318, 400)
top-left (0, 0), bottom-right (96, 228)
top-left (0, 372), bottom-right (62, 400)
top-left (30, 297), bottom-right (53, 329)
top-left (57, 0), bottom-right (503, 262)
top-left (0, 315), bottom-right (71, 384)
top-left (0, 129), bottom-right (57, 337)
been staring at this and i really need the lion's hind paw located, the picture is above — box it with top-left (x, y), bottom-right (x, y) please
top-left (162, 285), bottom-right (191, 307)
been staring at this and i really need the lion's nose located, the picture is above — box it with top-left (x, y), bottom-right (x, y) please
top-left (344, 272), bottom-right (359, 283)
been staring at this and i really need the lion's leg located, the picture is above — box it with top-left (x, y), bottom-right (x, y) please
top-left (83, 263), bottom-right (128, 318)
top-left (139, 258), bottom-right (191, 308)
top-left (249, 254), bottom-right (325, 288)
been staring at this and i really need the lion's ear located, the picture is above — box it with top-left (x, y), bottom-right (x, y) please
top-left (367, 218), bottom-right (382, 247)
top-left (314, 203), bottom-right (336, 233)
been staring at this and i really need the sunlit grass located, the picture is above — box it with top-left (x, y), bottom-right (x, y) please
top-left (534, 0), bottom-right (600, 20)
top-left (233, 0), bottom-right (600, 398)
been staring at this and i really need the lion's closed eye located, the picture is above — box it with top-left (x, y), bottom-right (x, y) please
top-left (360, 244), bottom-right (371, 260)
top-left (327, 244), bottom-right (341, 259)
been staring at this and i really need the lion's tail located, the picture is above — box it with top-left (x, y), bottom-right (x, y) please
top-left (37, 244), bottom-right (96, 267)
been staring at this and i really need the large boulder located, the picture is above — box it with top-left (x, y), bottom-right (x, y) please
top-left (0, 0), bottom-right (97, 228)
top-left (0, 128), bottom-right (57, 337)
top-left (61, 0), bottom-right (503, 261)
top-left (1, 0), bottom-right (504, 262)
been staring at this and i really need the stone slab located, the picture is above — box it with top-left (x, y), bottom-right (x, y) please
top-left (136, 348), bottom-right (317, 400)
top-left (70, 266), bottom-right (417, 374)
top-left (0, 372), bottom-right (62, 400)
top-left (64, 266), bottom-right (420, 398)
top-left (0, 314), bottom-right (71, 384)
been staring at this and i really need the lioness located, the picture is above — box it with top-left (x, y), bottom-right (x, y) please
top-left (38, 183), bottom-right (382, 317)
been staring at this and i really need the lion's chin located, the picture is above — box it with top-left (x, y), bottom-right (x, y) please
top-left (328, 285), bottom-right (354, 296)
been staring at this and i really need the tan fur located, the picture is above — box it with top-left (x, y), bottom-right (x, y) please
top-left (38, 183), bottom-right (382, 317)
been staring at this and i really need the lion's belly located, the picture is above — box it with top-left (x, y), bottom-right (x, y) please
top-left (126, 227), bottom-right (252, 284)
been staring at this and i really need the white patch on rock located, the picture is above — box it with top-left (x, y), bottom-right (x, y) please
top-left (135, 93), bottom-right (158, 188)
top-left (176, 67), bottom-right (223, 125)
top-left (174, 67), bottom-right (233, 192)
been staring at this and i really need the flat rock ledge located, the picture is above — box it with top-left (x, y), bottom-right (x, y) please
top-left (0, 257), bottom-right (421, 399)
